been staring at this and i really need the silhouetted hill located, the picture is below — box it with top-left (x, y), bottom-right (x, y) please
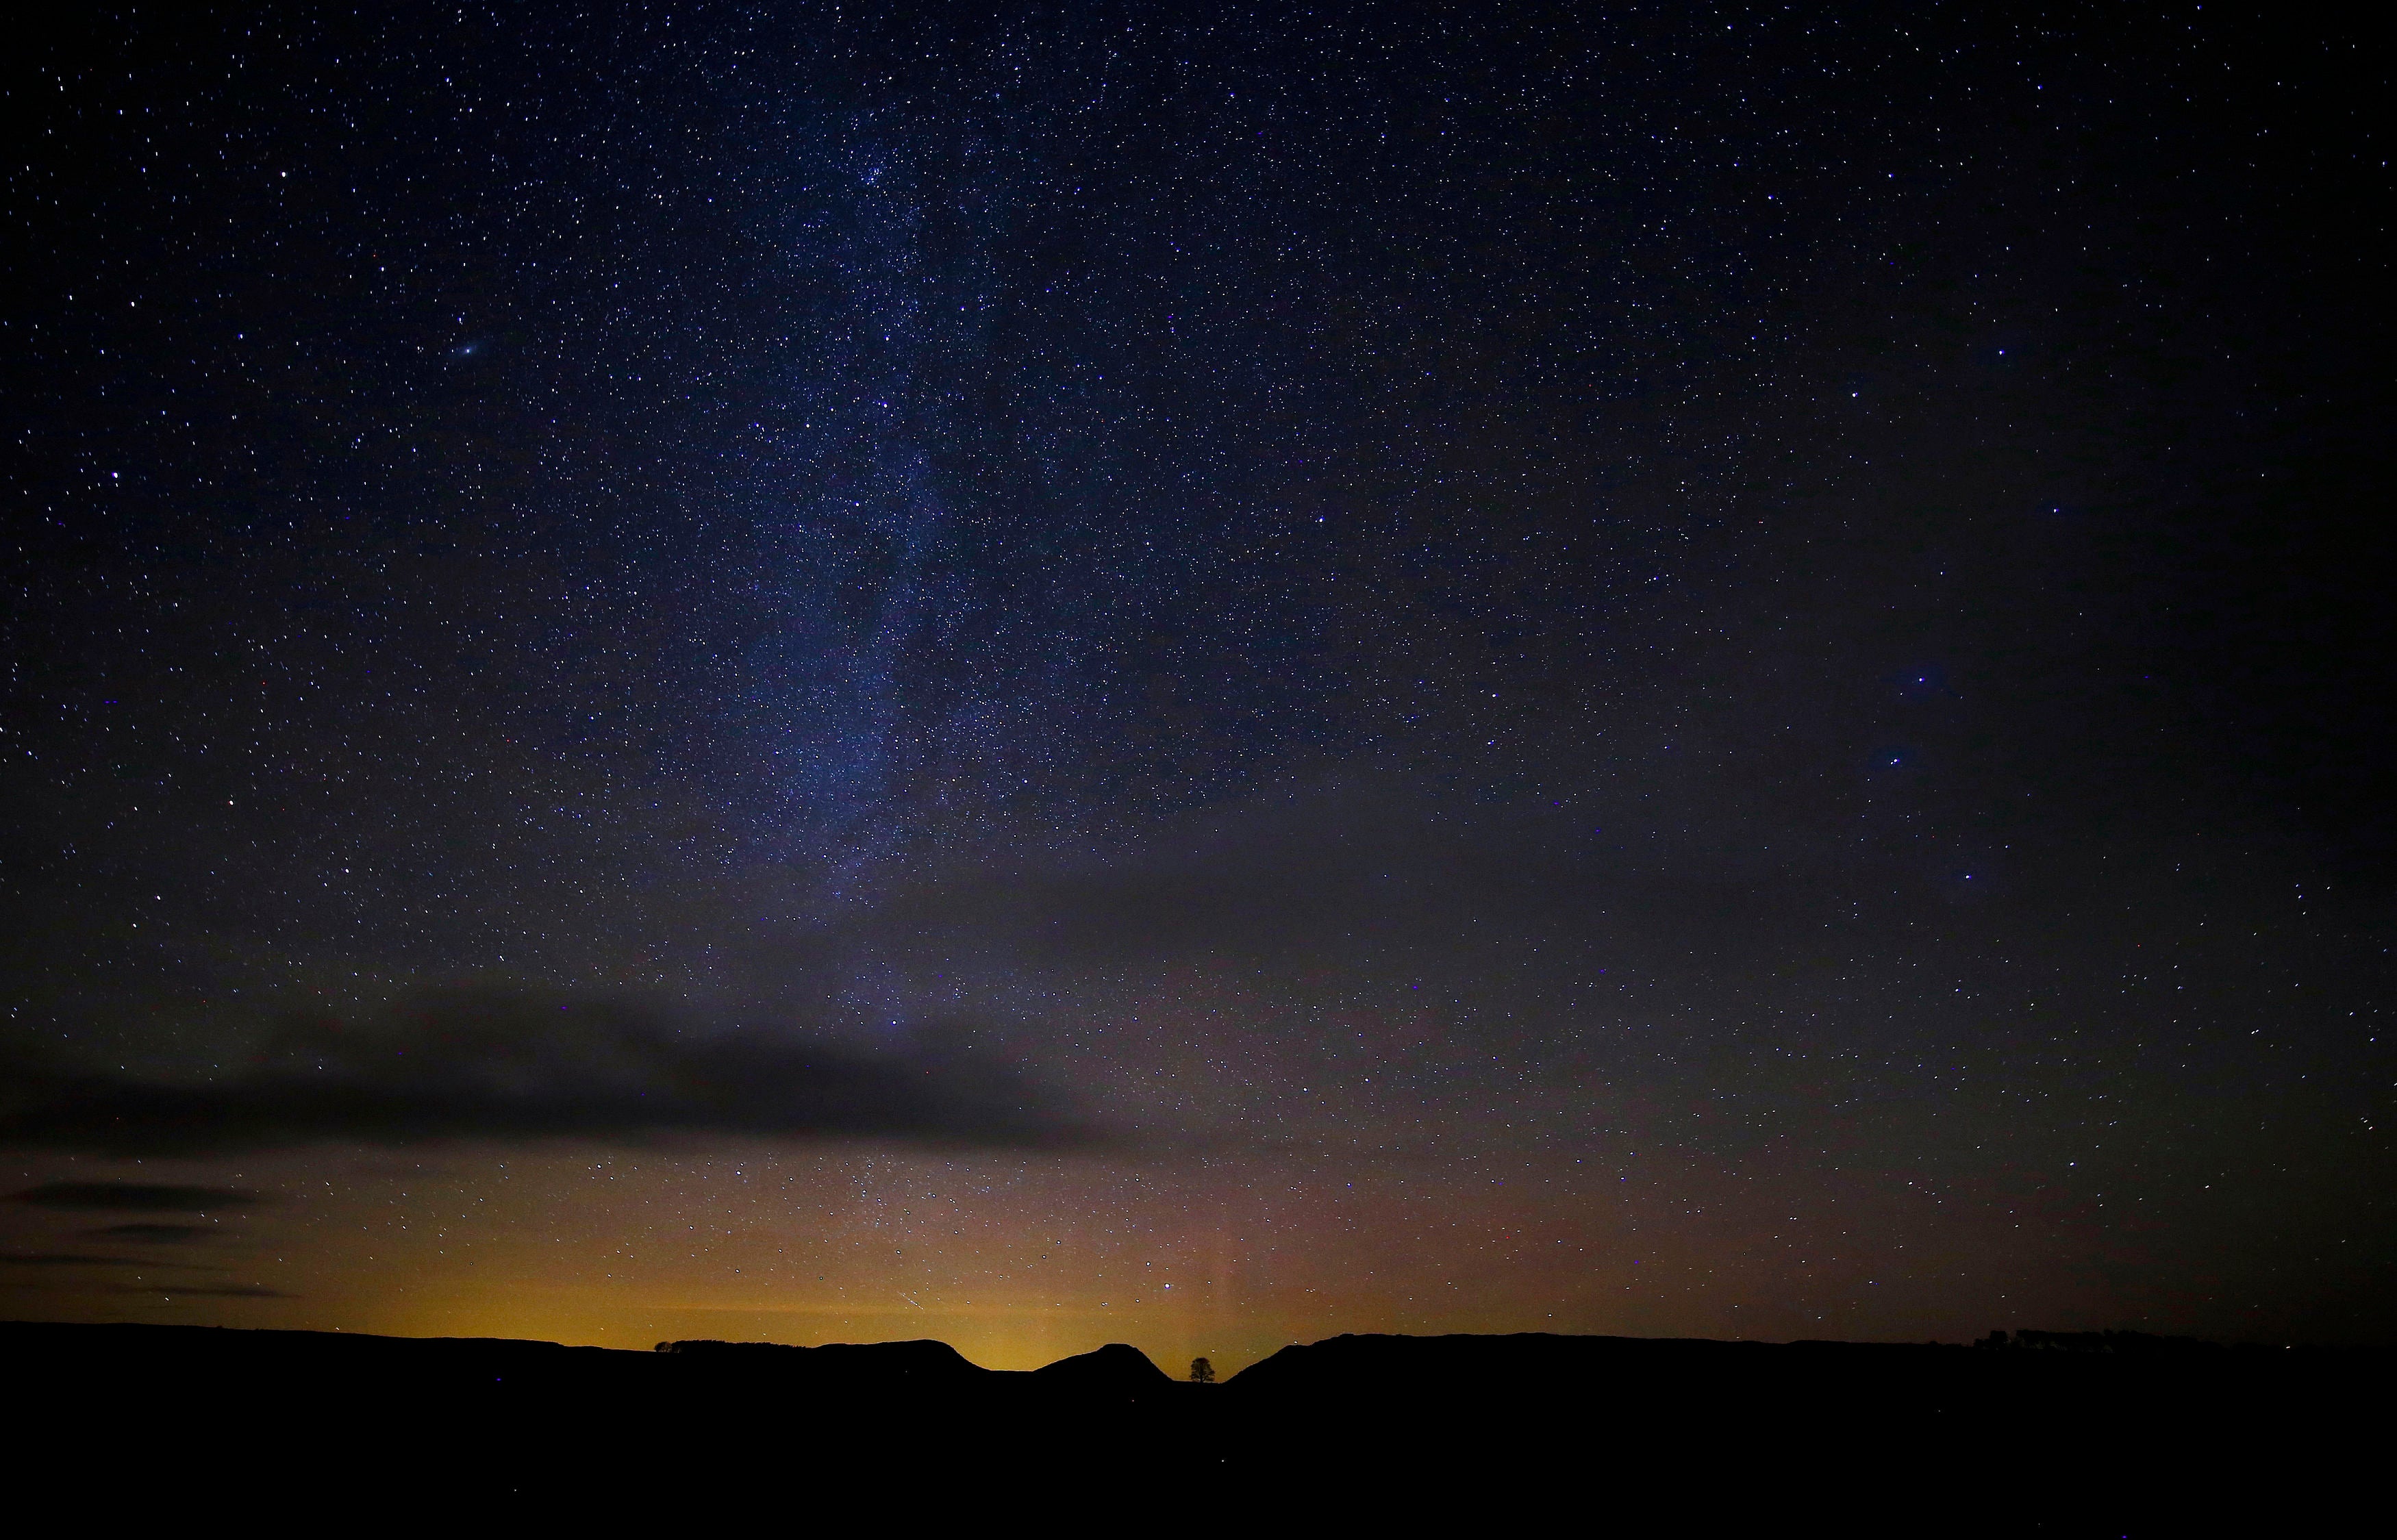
top-left (1224, 1325), bottom-right (2361, 1407)
top-left (1030, 1340), bottom-right (1181, 1402)
top-left (656, 1335), bottom-right (992, 1391)
top-left (1226, 1328), bottom-right (1768, 1400)
top-left (3, 1320), bottom-right (2381, 1529)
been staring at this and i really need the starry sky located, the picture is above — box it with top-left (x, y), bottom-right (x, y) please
top-left (3, 4), bottom-right (2390, 1367)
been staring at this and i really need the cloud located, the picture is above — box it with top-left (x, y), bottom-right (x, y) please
top-left (0, 1251), bottom-right (225, 1272)
top-left (10, 1181), bottom-right (266, 1213)
top-left (0, 987), bottom-right (1099, 1157)
top-left (16, 1280), bottom-right (301, 1298)
top-left (90, 1224), bottom-right (217, 1244)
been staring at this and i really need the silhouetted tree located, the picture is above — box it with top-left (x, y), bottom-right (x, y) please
top-left (1190, 1356), bottom-right (1216, 1384)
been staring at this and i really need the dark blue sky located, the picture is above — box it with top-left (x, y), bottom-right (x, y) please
top-left (3, 4), bottom-right (2389, 1354)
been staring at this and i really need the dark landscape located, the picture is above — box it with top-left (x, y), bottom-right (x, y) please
top-left (8, 1318), bottom-right (2380, 1528)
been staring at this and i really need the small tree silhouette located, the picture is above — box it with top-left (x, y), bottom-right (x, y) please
top-left (1190, 1356), bottom-right (1216, 1384)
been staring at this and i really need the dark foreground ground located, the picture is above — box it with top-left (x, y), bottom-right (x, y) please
top-left (4, 1320), bottom-right (2380, 1532)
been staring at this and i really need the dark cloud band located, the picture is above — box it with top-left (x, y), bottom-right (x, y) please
top-left (10, 1182), bottom-right (266, 1213)
top-left (90, 1224), bottom-right (218, 1244)
top-left (0, 989), bottom-right (1099, 1157)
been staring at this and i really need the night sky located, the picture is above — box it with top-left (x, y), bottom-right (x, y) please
top-left (4, 5), bottom-right (2390, 1367)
